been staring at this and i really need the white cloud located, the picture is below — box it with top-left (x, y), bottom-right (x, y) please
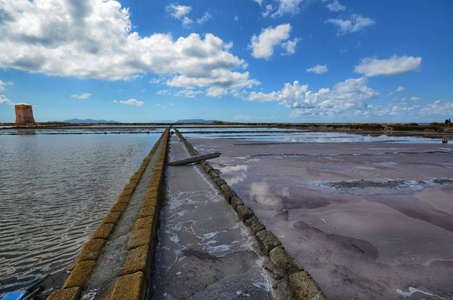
top-left (248, 77), bottom-right (379, 117)
top-left (70, 93), bottom-right (91, 99)
top-left (206, 87), bottom-right (228, 97)
top-left (411, 96), bottom-right (421, 101)
top-left (326, 14), bottom-right (375, 34)
top-left (174, 89), bottom-right (202, 98)
top-left (156, 90), bottom-right (170, 95)
top-left (0, 0), bottom-right (254, 96)
top-left (272, 0), bottom-right (304, 18)
top-left (0, 95), bottom-right (15, 105)
top-left (113, 99), bottom-right (144, 106)
top-left (282, 38), bottom-right (300, 55)
top-left (262, 4), bottom-right (274, 17)
top-left (355, 55), bottom-right (422, 77)
top-left (197, 12), bottom-right (212, 25)
top-left (306, 64), bottom-right (328, 74)
top-left (167, 4), bottom-right (191, 19)
top-left (167, 4), bottom-right (193, 27)
top-left (326, 0), bottom-right (345, 12)
top-left (0, 80), bottom-right (13, 92)
top-left (395, 86), bottom-right (405, 92)
top-left (420, 101), bottom-right (453, 115)
top-left (250, 24), bottom-right (294, 59)
top-left (234, 15), bottom-right (239, 21)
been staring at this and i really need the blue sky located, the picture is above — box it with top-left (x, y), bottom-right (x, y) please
top-left (0, 0), bottom-right (452, 123)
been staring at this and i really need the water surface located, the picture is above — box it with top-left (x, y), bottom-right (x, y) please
top-left (0, 133), bottom-right (161, 294)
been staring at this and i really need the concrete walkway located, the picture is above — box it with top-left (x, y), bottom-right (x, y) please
top-left (153, 135), bottom-right (275, 299)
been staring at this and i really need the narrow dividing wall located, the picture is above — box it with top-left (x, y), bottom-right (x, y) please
top-left (173, 129), bottom-right (327, 300)
top-left (47, 128), bottom-right (170, 300)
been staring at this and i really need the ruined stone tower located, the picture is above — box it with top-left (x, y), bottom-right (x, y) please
top-left (15, 104), bottom-right (36, 124)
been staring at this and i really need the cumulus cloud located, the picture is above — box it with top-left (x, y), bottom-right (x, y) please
top-left (395, 86), bottom-right (405, 92)
top-left (306, 64), bottom-right (328, 74)
top-left (326, 14), bottom-right (375, 34)
top-left (113, 99), bottom-right (144, 106)
top-left (70, 93), bottom-right (91, 99)
top-left (355, 55), bottom-right (422, 77)
top-left (0, 0), bottom-right (255, 96)
top-left (326, 0), bottom-right (345, 12)
top-left (248, 77), bottom-right (379, 117)
top-left (0, 80), bottom-right (13, 92)
top-left (410, 96), bottom-right (421, 101)
top-left (0, 95), bottom-right (15, 105)
top-left (250, 24), bottom-right (297, 59)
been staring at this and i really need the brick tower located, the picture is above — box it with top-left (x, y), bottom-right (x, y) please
top-left (15, 104), bottom-right (36, 124)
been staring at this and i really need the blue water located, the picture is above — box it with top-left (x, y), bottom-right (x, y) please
top-left (0, 133), bottom-right (162, 294)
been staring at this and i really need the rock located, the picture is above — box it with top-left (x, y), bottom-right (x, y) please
top-left (230, 196), bottom-right (244, 210)
top-left (269, 246), bottom-right (302, 274)
top-left (244, 216), bottom-right (266, 234)
top-left (236, 205), bottom-right (255, 221)
top-left (256, 230), bottom-right (281, 254)
top-left (288, 271), bottom-right (327, 300)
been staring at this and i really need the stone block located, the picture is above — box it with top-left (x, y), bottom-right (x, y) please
top-left (244, 216), bottom-right (266, 234)
top-left (47, 287), bottom-right (81, 300)
top-left (77, 239), bottom-right (106, 262)
top-left (134, 216), bottom-right (154, 230)
top-left (118, 194), bottom-right (131, 204)
top-left (63, 260), bottom-right (96, 288)
top-left (288, 271), bottom-right (327, 300)
top-left (92, 223), bottom-right (115, 240)
top-left (111, 272), bottom-right (145, 300)
top-left (220, 184), bottom-right (231, 192)
top-left (127, 227), bottom-right (152, 250)
top-left (121, 244), bottom-right (150, 275)
top-left (111, 202), bottom-right (128, 213)
top-left (236, 205), bottom-right (254, 221)
top-left (138, 205), bottom-right (156, 218)
top-left (256, 230), bottom-right (281, 254)
top-left (223, 189), bottom-right (237, 203)
top-left (215, 178), bottom-right (227, 187)
top-left (269, 246), bottom-right (302, 274)
top-left (230, 196), bottom-right (244, 210)
top-left (103, 212), bottom-right (122, 224)
top-left (142, 196), bottom-right (158, 208)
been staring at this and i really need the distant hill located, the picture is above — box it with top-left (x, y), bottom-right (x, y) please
top-left (64, 119), bottom-right (121, 124)
top-left (175, 119), bottom-right (215, 123)
top-left (151, 120), bottom-right (175, 123)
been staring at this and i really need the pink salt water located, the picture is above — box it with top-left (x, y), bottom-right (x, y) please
top-left (191, 137), bottom-right (453, 300)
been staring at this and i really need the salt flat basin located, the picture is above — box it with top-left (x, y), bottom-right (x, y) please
top-left (191, 138), bottom-right (453, 300)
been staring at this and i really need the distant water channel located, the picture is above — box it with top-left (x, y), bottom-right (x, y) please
top-left (0, 131), bottom-right (162, 294)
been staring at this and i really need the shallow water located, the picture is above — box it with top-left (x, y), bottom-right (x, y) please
top-left (193, 137), bottom-right (453, 299)
top-left (0, 133), bottom-right (161, 294)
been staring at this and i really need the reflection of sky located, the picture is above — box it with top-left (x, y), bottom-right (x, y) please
top-left (218, 165), bottom-right (248, 185)
top-left (184, 130), bottom-right (444, 144)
